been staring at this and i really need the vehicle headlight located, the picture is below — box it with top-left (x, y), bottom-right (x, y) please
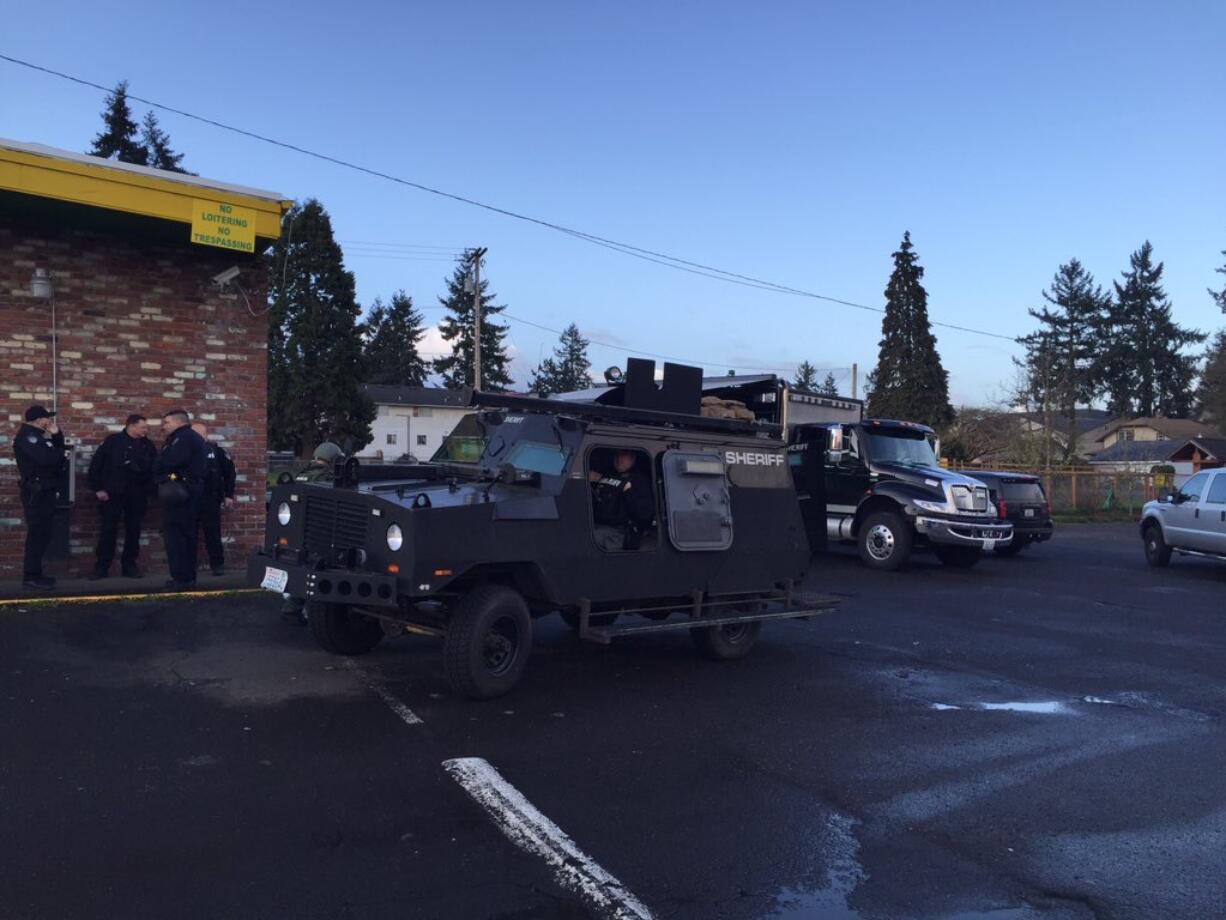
top-left (914, 498), bottom-right (947, 513)
top-left (276, 501), bottom-right (292, 526)
top-left (386, 523), bottom-right (404, 552)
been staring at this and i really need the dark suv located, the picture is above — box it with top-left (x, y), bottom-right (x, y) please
top-left (972, 472), bottom-right (1054, 556)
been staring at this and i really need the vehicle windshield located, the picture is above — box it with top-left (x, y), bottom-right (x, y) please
top-left (431, 414), bottom-right (487, 463)
top-left (865, 431), bottom-right (939, 467)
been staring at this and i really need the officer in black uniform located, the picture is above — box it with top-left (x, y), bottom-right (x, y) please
top-left (191, 422), bottom-right (237, 576)
top-left (87, 413), bottom-right (157, 579)
top-left (589, 448), bottom-right (655, 551)
top-left (153, 409), bottom-right (208, 591)
top-left (13, 405), bottom-right (67, 589)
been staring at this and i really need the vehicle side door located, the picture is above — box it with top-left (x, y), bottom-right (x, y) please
top-left (825, 428), bottom-right (870, 515)
top-left (1166, 471), bottom-right (1212, 550)
top-left (1199, 470), bottom-right (1226, 554)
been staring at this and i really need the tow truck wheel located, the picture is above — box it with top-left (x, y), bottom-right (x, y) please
top-left (1143, 524), bottom-right (1172, 567)
top-left (935, 545), bottom-right (981, 568)
top-left (308, 602), bottom-right (384, 655)
top-left (444, 585), bottom-right (533, 699)
top-left (857, 510), bottom-right (912, 571)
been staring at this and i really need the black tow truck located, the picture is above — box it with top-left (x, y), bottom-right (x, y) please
top-left (251, 360), bottom-right (836, 698)
top-left (788, 418), bottom-right (1013, 569)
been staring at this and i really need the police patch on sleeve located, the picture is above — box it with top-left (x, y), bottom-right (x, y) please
top-left (27, 435), bottom-right (39, 443)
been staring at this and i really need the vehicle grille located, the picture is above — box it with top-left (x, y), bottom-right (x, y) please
top-left (303, 493), bottom-right (370, 558)
top-left (951, 485), bottom-right (989, 513)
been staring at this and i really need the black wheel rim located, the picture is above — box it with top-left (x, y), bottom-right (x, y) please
top-left (483, 614), bottom-right (520, 676)
top-left (720, 623), bottom-right (750, 643)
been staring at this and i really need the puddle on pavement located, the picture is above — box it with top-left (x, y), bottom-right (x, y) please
top-left (767, 812), bottom-right (865, 919)
top-left (930, 701), bottom-right (1069, 714)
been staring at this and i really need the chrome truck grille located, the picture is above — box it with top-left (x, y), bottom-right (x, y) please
top-left (950, 485), bottom-right (990, 513)
top-left (303, 494), bottom-right (369, 558)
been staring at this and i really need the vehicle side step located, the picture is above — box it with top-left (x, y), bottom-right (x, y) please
top-left (580, 594), bottom-right (840, 644)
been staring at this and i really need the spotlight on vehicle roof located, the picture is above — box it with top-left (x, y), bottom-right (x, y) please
top-left (604, 366), bottom-right (624, 385)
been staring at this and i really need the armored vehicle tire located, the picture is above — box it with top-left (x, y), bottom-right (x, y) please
top-left (935, 545), bottom-right (981, 568)
top-left (857, 510), bottom-right (912, 571)
top-left (994, 540), bottom-right (1026, 556)
top-left (444, 585), bottom-right (533, 700)
top-left (1143, 523), bottom-right (1172, 567)
top-left (692, 620), bottom-right (762, 661)
top-left (559, 610), bottom-right (619, 630)
top-left (309, 602), bottom-right (384, 655)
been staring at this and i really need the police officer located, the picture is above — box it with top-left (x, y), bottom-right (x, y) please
top-left (191, 422), bottom-right (236, 576)
top-left (588, 448), bottom-right (655, 551)
top-left (153, 410), bottom-right (207, 591)
top-left (87, 413), bottom-right (157, 579)
top-left (12, 405), bottom-right (67, 589)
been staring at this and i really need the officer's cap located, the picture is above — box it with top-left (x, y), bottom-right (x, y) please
top-left (25, 405), bottom-right (55, 422)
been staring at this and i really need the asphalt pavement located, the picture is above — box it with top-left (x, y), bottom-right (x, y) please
top-left (1, 524), bottom-right (1224, 920)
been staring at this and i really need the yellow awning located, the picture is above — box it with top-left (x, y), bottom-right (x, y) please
top-left (0, 139), bottom-right (292, 244)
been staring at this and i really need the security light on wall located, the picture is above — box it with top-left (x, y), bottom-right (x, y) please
top-left (30, 268), bottom-right (53, 299)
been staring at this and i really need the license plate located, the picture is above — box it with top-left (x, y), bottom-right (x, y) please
top-left (260, 566), bottom-right (289, 593)
top-left (983, 539), bottom-right (996, 552)
top-left (1024, 508), bottom-right (1036, 518)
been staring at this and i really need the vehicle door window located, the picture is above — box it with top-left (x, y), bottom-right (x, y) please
top-left (1204, 473), bottom-right (1226, 505)
top-left (1178, 472), bottom-right (1210, 503)
top-left (587, 448), bottom-right (657, 552)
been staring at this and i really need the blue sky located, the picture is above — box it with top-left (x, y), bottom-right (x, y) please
top-left (3, 1), bottom-right (1224, 403)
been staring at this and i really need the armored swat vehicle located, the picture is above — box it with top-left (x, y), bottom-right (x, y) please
top-left (251, 360), bottom-right (834, 698)
top-left (788, 418), bottom-right (1013, 569)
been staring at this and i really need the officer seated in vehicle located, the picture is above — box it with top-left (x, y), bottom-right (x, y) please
top-left (588, 448), bottom-right (655, 551)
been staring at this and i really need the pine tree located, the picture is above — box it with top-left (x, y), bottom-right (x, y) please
top-left (816, 371), bottom-right (839, 396)
top-left (1196, 331), bottom-right (1226, 425)
top-left (529, 323), bottom-right (593, 397)
top-left (140, 111), bottom-right (188, 173)
top-left (1099, 242), bottom-right (1205, 418)
top-left (365, 291), bottom-right (428, 386)
top-left (88, 81), bottom-right (147, 165)
top-left (792, 360), bottom-right (819, 391)
top-left (865, 232), bottom-right (954, 427)
top-left (1016, 259), bottom-right (1110, 460)
top-left (434, 251), bottom-right (513, 391)
top-left (1211, 250), bottom-right (1226, 315)
top-left (265, 199), bottom-right (375, 456)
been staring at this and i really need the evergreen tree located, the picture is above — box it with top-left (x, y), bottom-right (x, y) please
top-left (434, 251), bottom-right (513, 391)
top-left (140, 111), bottom-right (188, 173)
top-left (265, 199), bottom-right (375, 456)
top-left (816, 371), bottom-right (839, 396)
top-left (1099, 241), bottom-right (1204, 417)
top-left (529, 323), bottom-right (593, 396)
top-left (1016, 259), bottom-right (1110, 460)
top-left (792, 360), bottom-right (819, 391)
top-left (1196, 331), bottom-right (1226, 425)
top-left (365, 291), bottom-right (428, 386)
top-left (1211, 250), bottom-right (1226, 314)
top-left (88, 81), bottom-right (146, 165)
top-left (865, 232), bottom-right (954, 427)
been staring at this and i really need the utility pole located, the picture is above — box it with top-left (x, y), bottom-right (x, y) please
top-left (851, 363), bottom-right (858, 400)
top-left (468, 247), bottom-right (488, 391)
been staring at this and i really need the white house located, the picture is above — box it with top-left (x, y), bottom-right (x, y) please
top-left (360, 386), bottom-right (470, 462)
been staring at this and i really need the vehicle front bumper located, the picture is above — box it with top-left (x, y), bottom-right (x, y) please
top-left (247, 551), bottom-right (400, 609)
top-left (915, 516), bottom-right (1013, 548)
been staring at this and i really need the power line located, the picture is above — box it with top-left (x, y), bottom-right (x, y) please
top-left (1, 52), bottom-right (1021, 345)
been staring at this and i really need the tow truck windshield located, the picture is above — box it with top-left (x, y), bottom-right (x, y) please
top-left (866, 430), bottom-right (939, 467)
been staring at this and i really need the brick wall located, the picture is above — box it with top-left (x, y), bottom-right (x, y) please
top-left (0, 211), bottom-right (268, 579)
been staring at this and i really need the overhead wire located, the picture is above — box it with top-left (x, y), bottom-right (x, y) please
top-left (1, 52), bottom-right (1021, 346)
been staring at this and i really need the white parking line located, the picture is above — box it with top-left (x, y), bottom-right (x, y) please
top-left (367, 681), bottom-right (423, 726)
top-left (443, 757), bottom-right (653, 920)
